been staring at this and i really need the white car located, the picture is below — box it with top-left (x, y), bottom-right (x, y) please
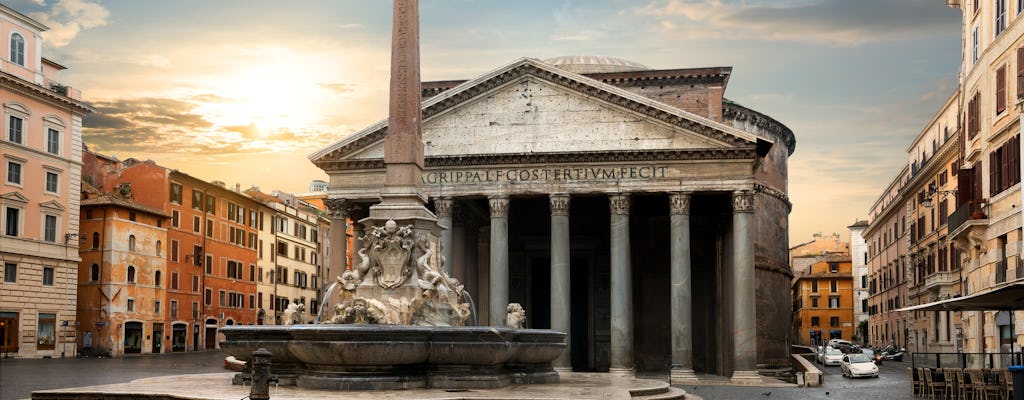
top-left (819, 348), bottom-right (844, 366)
top-left (841, 353), bottom-right (879, 378)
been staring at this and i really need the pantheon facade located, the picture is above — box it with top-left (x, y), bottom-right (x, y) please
top-left (311, 56), bottom-right (796, 379)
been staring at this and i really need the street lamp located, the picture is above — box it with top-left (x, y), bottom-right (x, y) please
top-left (921, 187), bottom-right (956, 208)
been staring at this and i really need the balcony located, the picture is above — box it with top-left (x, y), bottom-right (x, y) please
top-left (924, 271), bottom-right (959, 291)
top-left (947, 200), bottom-right (986, 233)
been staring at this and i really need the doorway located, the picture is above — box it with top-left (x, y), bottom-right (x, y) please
top-left (124, 321), bottom-right (143, 354)
top-left (204, 318), bottom-right (217, 350)
top-left (172, 323), bottom-right (186, 352)
top-left (152, 323), bottom-right (163, 354)
top-left (0, 311), bottom-right (18, 354)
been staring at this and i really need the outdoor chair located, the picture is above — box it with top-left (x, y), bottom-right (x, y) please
top-left (923, 368), bottom-right (935, 399)
top-left (931, 368), bottom-right (949, 400)
top-left (954, 370), bottom-right (970, 400)
top-left (912, 367), bottom-right (923, 397)
top-left (1003, 369), bottom-right (1014, 400)
top-left (943, 368), bottom-right (958, 400)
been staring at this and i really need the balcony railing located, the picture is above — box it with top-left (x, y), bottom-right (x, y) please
top-left (947, 200), bottom-right (987, 233)
top-left (924, 271), bottom-right (958, 290)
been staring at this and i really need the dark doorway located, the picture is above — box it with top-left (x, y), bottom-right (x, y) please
top-left (570, 255), bottom-right (592, 371)
top-left (192, 324), bottom-right (200, 351)
top-left (690, 193), bottom-right (730, 375)
top-left (204, 318), bottom-right (217, 350)
top-left (151, 323), bottom-right (163, 354)
top-left (124, 321), bottom-right (142, 354)
top-left (529, 256), bottom-right (551, 329)
top-left (0, 311), bottom-right (18, 354)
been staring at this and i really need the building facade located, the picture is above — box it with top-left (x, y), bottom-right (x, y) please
top-left (947, 0), bottom-right (1024, 360)
top-left (792, 257), bottom-right (855, 346)
top-left (312, 56), bottom-right (796, 379)
top-left (1, 4), bottom-right (92, 358)
top-left (848, 220), bottom-right (869, 343)
top-left (865, 166), bottom-right (911, 351)
top-left (77, 183), bottom-right (168, 357)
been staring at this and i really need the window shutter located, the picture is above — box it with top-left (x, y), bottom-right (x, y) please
top-left (997, 66), bottom-right (1007, 113)
top-left (991, 151), bottom-right (1000, 196)
top-left (1018, 47), bottom-right (1024, 98)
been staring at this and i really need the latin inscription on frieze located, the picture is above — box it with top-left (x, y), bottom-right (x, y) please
top-left (422, 165), bottom-right (668, 185)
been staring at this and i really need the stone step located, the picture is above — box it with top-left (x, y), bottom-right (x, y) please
top-left (632, 386), bottom-right (690, 400)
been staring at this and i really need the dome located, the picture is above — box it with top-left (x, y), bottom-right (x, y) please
top-left (542, 55), bottom-right (651, 74)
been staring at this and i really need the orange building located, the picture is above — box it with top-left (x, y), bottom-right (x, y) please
top-left (81, 151), bottom-right (259, 351)
top-left (77, 183), bottom-right (168, 356)
top-left (792, 256), bottom-right (856, 346)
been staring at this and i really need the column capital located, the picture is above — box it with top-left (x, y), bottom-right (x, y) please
top-left (434, 197), bottom-right (454, 218)
top-left (550, 193), bottom-right (570, 216)
top-left (669, 192), bottom-right (691, 215)
top-left (488, 196), bottom-right (509, 218)
top-left (609, 193), bottom-right (631, 216)
top-left (732, 190), bottom-right (754, 214)
top-left (324, 198), bottom-right (357, 220)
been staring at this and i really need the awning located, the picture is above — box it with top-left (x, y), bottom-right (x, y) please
top-left (896, 280), bottom-right (1024, 312)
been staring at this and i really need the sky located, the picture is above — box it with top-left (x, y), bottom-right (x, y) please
top-left (6, 0), bottom-right (964, 245)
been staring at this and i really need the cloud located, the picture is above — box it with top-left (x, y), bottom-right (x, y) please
top-left (318, 83), bottom-right (357, 94)
top-left (634, 0), bottom-right (959, 46)
top-left (28, 0), bottom-right (109, 47)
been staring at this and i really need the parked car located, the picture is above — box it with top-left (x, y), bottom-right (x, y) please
top-left (828, 339), bottom-right (855, 348)
top-left (840, 353), bottom-right (879, 378)
top-left (860, 348), bottom-right (883, 365)
top-left (819, 348), bottom-right (844, 366)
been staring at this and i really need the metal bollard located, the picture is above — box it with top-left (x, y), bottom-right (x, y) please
top-left (249, 348), bottom-right (278, 400)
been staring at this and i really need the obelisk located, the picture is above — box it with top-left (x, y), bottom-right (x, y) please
top-left (368, 0), bottom-right (435, 221)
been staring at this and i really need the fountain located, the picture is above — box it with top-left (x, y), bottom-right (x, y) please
top-left (220, 218), bottom-right (566, 390)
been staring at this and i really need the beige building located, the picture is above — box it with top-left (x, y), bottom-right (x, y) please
top-left (864, 166), bottom-right (911, 350)
top-left (1, 4), bottom-right (92, 358)
top-left (946, 0), bottom-right (1024, 360)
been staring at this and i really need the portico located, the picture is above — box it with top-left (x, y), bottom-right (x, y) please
top-left (312, 56), bottom-right (795, 381)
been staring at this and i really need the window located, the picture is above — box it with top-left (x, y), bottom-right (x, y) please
top-left (156, 240), bottom-right (162, 257)
top-left (43, 214), bottom-right (57, 242)
top-left (171, 272), bottom-right (179, 290)
top-left (997, 65), bottom-right (1007, 113)
top-left (90, 264), bottom-right (99, 282)
top-left (170, 183), bottom-right (182, 204)
top-left (829, 262), bottom-right (838, 273)
top-left (989, 135), bottom-right (1021, 195)
top-left (973, 25), bottom-right (980, 65)
top-left (249, 264), bottom-right (256, 282)
top-left (830, 279), bottom-right (837, 292)
top-left (192, 302), bottom-right (199, 320)
top-left (192, 190), bottom-right (203, 210)
top-left (128, 235), bottom-right (136, 251)
top-left (170, 240), bottom-right (179, 262)
top-left (154, 300), bottom-right (161, 314)
top-left (192, 275), bottom-right (199, 292)
top-left (193, 216), bottom-right (200, 233)
top-left (92, 232), bottom-right (99, 249)
top-left (4, 207), bottom-right (20, 236)
top-left (37, 313), bottom-right (55, 350)
top-left (830, 317), bottom-right (840, 327)
top-left (6, 160), bottom-right (22, 185)
top-left (1019, 0), bottom-right (1023, 13)
top-left (8, 115), bottom-right (23, 143)
top-left (170, 300), bottom-right (178, 319)
top-left (249, 294), bottom-right (256, 309)
top-left (127, 266), bottom-right (136, 283)
top-left (205, 220), bottom-right (213, 237)
top-left (811, 297), bottom-right (819, 308)
top-left (171, 210), bottom-right (180, 227)
top-left (46, 128), bottom-right (60, 155)
top-left (155, 270), bottom-right (161, 287)
top-left (968, 92), bottom-right (980, 140)
top-left (42, 267), bottom-right (54, 286)
top-left (829, 297), bottom-right (839, 308)
top-left (205, 194), bottom-right (216, 214)
top-left (996, 0), bottom-right (1008, 37)
top-left (277, 242), bottom-right (288, 257)
top-left (9, 33), bottom-right (25, 66)
top-left (3, 262), bottom-right (16, 283)
top-left (811, 279), bottom-right (818, 292)
top-left (45, 171), bottom-right (58, 194)
top-left (127, 299), bottom-right (135, 312)
top-left (129, 212), bottom-right (135, 222)
top-left (1018, 47), bottom-right (1024, 99)
top-left (811, 317), bottom-right (820, 326)
top-left (219, 290), bottom-right (226, 306)
top-left (205, 288), bottom-right (212, 305)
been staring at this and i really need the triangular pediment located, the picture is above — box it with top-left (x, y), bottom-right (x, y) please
top-left (1, 191), bottom-right (30, 205)
top-left (40, 200), bottom-right (65, 211)
top-left (311, 58), bottom-right (765, 167)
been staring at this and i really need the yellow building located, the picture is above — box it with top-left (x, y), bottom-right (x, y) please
top-left (792, 257), bottom-right (855, 346)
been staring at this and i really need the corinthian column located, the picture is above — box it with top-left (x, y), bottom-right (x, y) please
top-left (488, 195), bottom-right (510, 327)
top-left (730, 190), bottom-right (761, 384)
top-left (549, 193), bottom-right (571, 371)
top-left (608, 193), bottom-right (634, 376)
top-left (669, 192), bottom-right (698, 384)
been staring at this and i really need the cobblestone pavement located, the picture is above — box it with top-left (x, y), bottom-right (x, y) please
top-left (0, 350), bottom-right (228, 400)
top-left (2, 350), bottom-right (915, 400)
top-left (684, 359), bottom-right (915, 400)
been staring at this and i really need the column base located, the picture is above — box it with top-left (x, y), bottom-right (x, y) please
top-left (608, 367), bottom-right (636, 378)
top-left (553, 366), bottom-right (573, 374)
top-left (670, 367), bottom-right (699, 385)
top-left (729, 370), bottom-right (763, 385)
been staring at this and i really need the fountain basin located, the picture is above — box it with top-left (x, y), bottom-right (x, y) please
top-left (220, 324), bottom-right (566, 390)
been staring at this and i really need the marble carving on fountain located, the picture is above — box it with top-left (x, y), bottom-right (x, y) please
top-left (326, 219), bottom-right (471, 326)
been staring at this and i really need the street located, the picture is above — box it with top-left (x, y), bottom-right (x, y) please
top-left (686, 358), bottom-right (914, 400)
top-left (1, 351), bottom-right (914, 400)
top-left (0, 351), bottom-right (228, 400)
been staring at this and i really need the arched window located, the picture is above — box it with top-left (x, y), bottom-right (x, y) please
top-left (92, 232), bottom-right (99, 249)
top-left (128, 235), bottom-right (136, 251)
top-left (156, 240), bottom-right (162, 257)
top-left (155, 270), bottom-right (161, 287)
top-left (127, 266), bottom-right (136, 283)
top-left (90, 264), bottom-right (99, 281)
top-left (10, 33), bottom-right (25, 66)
